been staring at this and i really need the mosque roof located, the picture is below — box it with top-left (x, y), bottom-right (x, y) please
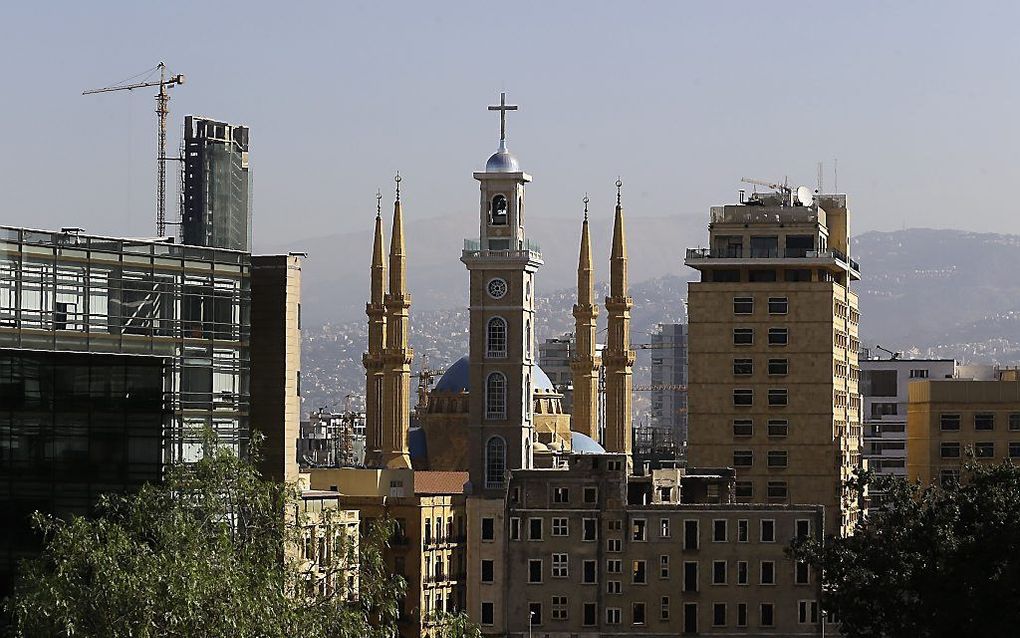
top-left (433, 355), bottom-right (555, 394)
top-left (570, 431), bottom-right (606, 454)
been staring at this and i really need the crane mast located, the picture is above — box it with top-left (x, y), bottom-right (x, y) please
top-left (83, 62), bottom-right (185, 237)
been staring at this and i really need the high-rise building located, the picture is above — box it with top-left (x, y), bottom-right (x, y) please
top-left (649, 323), bottom-right (689, 445)
top-left (685, 189), bottom-right (863, 535)
top-left (181, 115), bottom-right (251, 252)
top-left (859, 357), bottom-right (955, 506)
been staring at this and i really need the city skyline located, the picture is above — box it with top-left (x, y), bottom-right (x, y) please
top-left (3, 1), bottom-right (1020, 248)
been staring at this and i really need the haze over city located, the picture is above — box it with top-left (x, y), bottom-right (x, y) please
top-left (3, 1), bottom-right (1020, 248)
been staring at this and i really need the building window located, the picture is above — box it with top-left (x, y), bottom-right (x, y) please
top-left (909, 368), bottom-right (929, 379)
top-left (1010, 442), bottom-right (1020, 458)
top-left (552, 486), bottom-right (569, 503)
top-left (767, 450), bottom-right (788, 468)
top-left (528, 517), bottom-right (543, 540)
top-left (768, 327), bottom-right (788, 346)
top-left (608, 538), bottom-right (622, 552)
top-left (683, 561), bottom-right (698, 592)
top-left (583, 518), bottom-right (597, 541)
top-left (975, 413), bottom-right (995, 430)
top-left (606, 608), bottom-right (621, 625)
top-left (733, 358), bottom-right (753, 375)
top-left (485, 373), bottom-right (506, 419)
top-left (659, 554), bottom-right (670, 578)
top-left (799, 600), bottom-right (819, 624)
top-left (760, 561), bottom-right (775, 585)
top-left (735, 482), bottom-right (753, 500)
top-left (632, 560), bottom-right (647, 584)
top-left (509, 517), bottom-right (521, 540)
top-left (552, 518), bottom-right (568, 537)
top-left (583, 486), bottom-right (598, 503)
top-left (940, 442), bottom-right (961, 459)
top-left (683, 520), bottom-right (699, 550)
top-left (733, 450), bottom-right (753, 467)
top-left (733, 297), bottom-right (753, 314)
top-left (940, 469), bottom-right (960, 486)
top-left (737, 560), bottom-right (748, 585)
top-left (713, 602), bottom-right (727, 627)
top-left (583, 560), bottom-right (597, 584)
top-left (607, 559), bottom-right (622, 573)
top-left (712, 560), bottom-right (727, 584)
top-left (660, 518), bottom-right (671, 538)
top-left (733, 328), bottom-right (754, 345)
top-left (737, 603), bottom-right (748, 627)
top-left (607, 580), bottom-right (621, 594)
top-left (481, 602), bottom-right (494, 626)
top-left (737, 519), bottom-right (749, 542)
top-left (485, 437), bottom-right (506, 488)
top-left (583, 603), bottom-right (597, 626)
top-left (768, 389), bottom-right (788, 406)
top-left (684, 603), bottom-right (698, 634)
top-left (528, 559), bottom-right (543, 583)
top-left (760, 603), bottom-right (775, 627)
top-left (529, 602), bottom-right (542, 626)
top-left (940, 414), bottom-right (961, 431)
top-left (490, 194), bottom-right (508, 224)
top-left (768, 358), bottom-right (788, 375)
top-left (552, 553), bottom-right (568, 578)
top-left (713, 519), bottom-right (727, 542)
top-left (660, 596), bottom-right (670, 621)
top-left (632, 602), bottom-right (646, 625)
top-left (761, 519), bottom-right (776, 542)
top-left (486, 317), bottom-right (507, 358)
top-left (733, 389), bottom-right (753, 406)
top-left (552, 596), bottom-right (568, 621)
top-left (481, 517), bottom-right (495, 541)
top-left (481, 559), bottom-right (494, 583)
top-left (1010, 413), bottom-right (1020, 431)
top-left (632, 519), bottom-right (647, 541)
top-left (768, 297), bottom-right (788, 314)
top-left (768, 419), bottom-right (789, 437)
top-left (796, 519), bottom-right (810, 540)
top-left (975, 441), bottom-right (995, 458)
top-left (733, 419), bottom-right (753, 437)
top-left (796, 561), bottom-right (810, 584)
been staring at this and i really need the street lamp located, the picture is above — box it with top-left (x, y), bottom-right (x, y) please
top-left (529, 610), bottom-right (535, 638)
top-left (821, 609), bottom-right (828, 638)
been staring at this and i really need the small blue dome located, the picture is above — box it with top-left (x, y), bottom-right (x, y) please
top-left (570, 431), bottom-right (606, 454)
top-left (485, 140), bottom-right (520, 173)
top-left (433, 355), bottom-right (556, 394)
top-left (434, 356), bottom-right (470, 393)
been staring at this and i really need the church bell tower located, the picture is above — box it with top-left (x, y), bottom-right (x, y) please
top-left (462, 93), bottom-right (543, 495)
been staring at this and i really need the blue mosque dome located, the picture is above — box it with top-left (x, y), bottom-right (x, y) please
top-left (433, 355), bottom-right (556, 393)
top-left (569, 431), bottom-right (606, 454)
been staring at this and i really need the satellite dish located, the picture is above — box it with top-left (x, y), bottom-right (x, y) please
top-left (796, 185), bottom-right (814, 207)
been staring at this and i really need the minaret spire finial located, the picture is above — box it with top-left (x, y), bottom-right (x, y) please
top-left (394, 171), bottom-right (401, 202)
top-left (616, 177), bottom-right (623, 207)
top-left (376, 189), bottom-right (382, 219)
top-left (583, 193), bottom-right (589, 220)
top-left (487, 91), bottom-right (519, 143)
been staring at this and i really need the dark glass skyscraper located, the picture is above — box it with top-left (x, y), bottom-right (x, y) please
top-left (181, 115), bottom-right (251, 252)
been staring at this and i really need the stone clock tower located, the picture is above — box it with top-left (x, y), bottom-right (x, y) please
top-left (462, 93), bottom-right (543, 496)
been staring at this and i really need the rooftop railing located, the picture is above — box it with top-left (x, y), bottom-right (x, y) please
top-left (462, 238), bottom-right (542, 261)
top-left (685, 247), bottom-right (861, 273)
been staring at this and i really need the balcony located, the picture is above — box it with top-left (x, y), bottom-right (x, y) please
top-left (685, 247), bottom-right (861, 275)
top-left (461, 238), bottom-right (542, 262)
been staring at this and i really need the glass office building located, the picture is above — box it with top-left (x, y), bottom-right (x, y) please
top-left (0, 225), bottom-right (251, 588)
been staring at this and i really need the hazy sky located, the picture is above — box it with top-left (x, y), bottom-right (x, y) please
top-left (2, 1), bottom-right (1019, 249)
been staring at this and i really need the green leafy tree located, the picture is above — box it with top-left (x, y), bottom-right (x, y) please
top-left (792, 461), bottom-right (1020, 638)
top-left (4, 436), bottom-right (405, 638)
top-left (427, 610), bottom-right (482, 638)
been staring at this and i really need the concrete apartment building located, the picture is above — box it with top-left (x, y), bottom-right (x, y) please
top-left (859, 357), bottom-right (955, 505)
top-left (685, 189), bottom-right (863, 536)
top-left (491, 453), bottom-right (826, 636)
top-left (907, 375), bottom-right (1020, 485)
top-left (647, 322), bottom-right (689, 451)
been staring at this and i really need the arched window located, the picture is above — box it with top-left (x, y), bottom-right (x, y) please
top-left (487, 317), bottom-right (507, 358)
top-left (486, 372), bottom-right (507, 419)
top-left (485, 436), bottom-right (507, 489)
top-left (490, 194), bottom-right (508, 225)
top-left (525, 318), bottom-right (532, 358)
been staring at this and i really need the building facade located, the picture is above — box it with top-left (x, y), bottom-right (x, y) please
top-left (859, 357), bottom-right (955, 505)
top-left (648, 322), bottom-right (689, 451)
top-left (685, 191), bottom-right (863, 535)
top-left (907, 376), bottom-right (1020, 485)
top-left (182, 115), bottom-right (252, 252)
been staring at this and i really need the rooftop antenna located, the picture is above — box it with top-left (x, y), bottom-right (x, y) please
top-left (833, 157), bottom-right (838, 194)
top-left (816, 161), bottom-right (824, 194)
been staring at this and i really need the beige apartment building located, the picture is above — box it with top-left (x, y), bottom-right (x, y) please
top-left (685, 190), bottom-right (862, 536)
top-left (907, 377), bottom-right (1020, 485)
top-left (490, 453), bottom-right (827, 636)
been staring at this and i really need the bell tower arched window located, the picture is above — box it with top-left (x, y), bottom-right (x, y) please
top-left (487, 317), bottom-right (507, 358)
top-left (490, 194), bottom-right (508, 225)
top-left (486, 372), bottom-right (507, 419)
top-left (485, 436), bottom-right (507, 489)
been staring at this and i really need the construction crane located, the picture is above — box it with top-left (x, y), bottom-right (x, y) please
top-left (740, 176), bottom-right (792, 202)
top-left (83, 62), bottom-right (185, 237)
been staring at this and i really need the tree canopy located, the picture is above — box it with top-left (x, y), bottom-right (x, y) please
top-left (3, 438), bottom-right (407, 638)
top-left (792, 461), bottom-right (1020, 638)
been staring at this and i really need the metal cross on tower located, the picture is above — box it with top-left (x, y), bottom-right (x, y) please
top-left (487, 91), bottom-right (518, 142)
